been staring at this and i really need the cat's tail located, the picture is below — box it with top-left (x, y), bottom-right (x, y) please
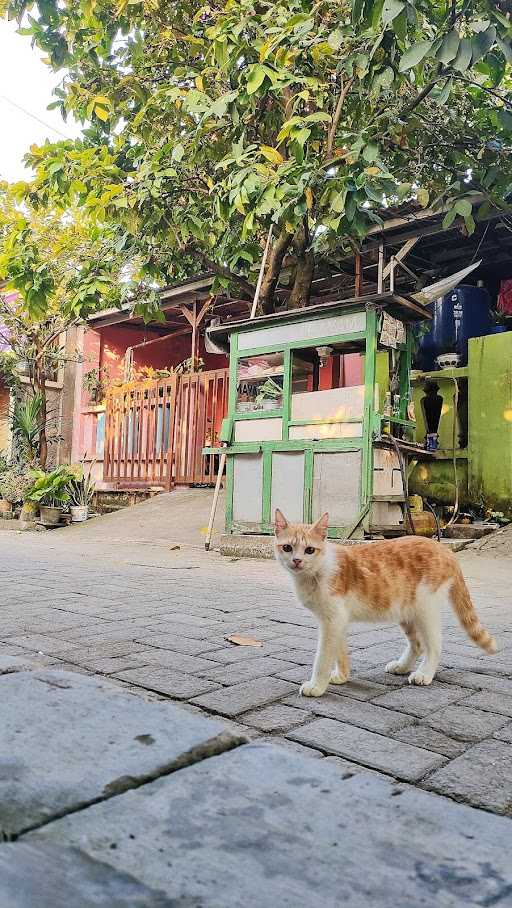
top-left (450, 571), bottom-right (497, 654)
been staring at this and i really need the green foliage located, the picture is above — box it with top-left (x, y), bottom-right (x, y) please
top-left (0, 351), bottom-right (19, 389)
top-left (26, 465), bottom-right (78, 507)
top-left (11, 393), bottom-right (43, 464)
top-left (3, 0), bottom-right (512, 310)
top-left (0, 466), bottom-right (33, 503)
top-left (67, 462), bottom-right (95, 507)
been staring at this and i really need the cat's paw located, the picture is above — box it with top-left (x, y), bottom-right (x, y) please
top-left (300, 680), bottom-right (327, 697)
top-left (330, 671), bottom-right (349, 685)
top-left (385, 659), bottom-right (410, 675)
top-left (408, 670), bottom-right (434, 686)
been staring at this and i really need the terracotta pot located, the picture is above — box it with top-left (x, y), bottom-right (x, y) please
top-left (0, 499), bottom-right (13, 515)
top-left (39, 505), bottom-right (63, 526)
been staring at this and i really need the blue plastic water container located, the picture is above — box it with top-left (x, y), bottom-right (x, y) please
top-left (416, 285), bottom-right (492, 370)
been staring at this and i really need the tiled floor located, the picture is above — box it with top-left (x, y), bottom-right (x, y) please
top-left (1, 528), bottom-right (511, 814)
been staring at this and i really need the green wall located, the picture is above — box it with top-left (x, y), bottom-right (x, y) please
top-left (468, 332), bottom-right (512, 515)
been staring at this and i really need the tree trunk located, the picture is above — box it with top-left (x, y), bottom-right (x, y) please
top-left (33, 356), bottom-right (48, 469)
top-left (287, 250), bottom-right (315, 309)
top-left (257, 228), bottom-right (292, 314)
top-left (287, 221), bottom-right (315, 309)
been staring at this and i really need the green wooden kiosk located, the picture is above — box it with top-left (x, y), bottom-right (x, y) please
top-left (206, 293), bottom-right (430, 539)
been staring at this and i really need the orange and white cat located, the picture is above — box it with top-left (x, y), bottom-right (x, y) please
top-left (274, 509), bottom-right (496, 697)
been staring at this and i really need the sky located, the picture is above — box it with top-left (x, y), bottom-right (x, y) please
top-left (0, 18), bottom-right (80, 182)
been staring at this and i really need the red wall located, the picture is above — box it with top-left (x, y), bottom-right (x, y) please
top-left (98, 326), bottom-right (227, 378)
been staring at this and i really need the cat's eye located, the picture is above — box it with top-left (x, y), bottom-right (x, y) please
top-left (305, 546), bottom-right (316, 555)
top-left (282, 544), bottom-right (292, 553)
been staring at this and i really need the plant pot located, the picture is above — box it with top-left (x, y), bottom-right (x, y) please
top-left (21, 502), bottom-right (38, 521)
top-left (70, 505), bottom-right (89, 523)
top-left (0, 499), bottom-right (13, 516)
top-left (39, 505), bottom-right (63, 527)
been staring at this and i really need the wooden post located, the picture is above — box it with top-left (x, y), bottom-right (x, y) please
top-left (191, 300), bottom-right (197, 371)
top-left (250, 226), bottom-right (274, 319)
top-left (355, 252), bottom-right (362, 297)
top-left (377, 243), bottom-right (384, 294)
top-left (205, 448), bottom-right (227, 551)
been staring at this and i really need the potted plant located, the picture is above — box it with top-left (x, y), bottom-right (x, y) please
top-left (0, 466), bottom-right (33, 515)
top-left (67, 463), bottom-right (95, 522)
top-left (255, 377), bottom-right (283, 410)
top-left (26, 465), bottom-right (76, 526)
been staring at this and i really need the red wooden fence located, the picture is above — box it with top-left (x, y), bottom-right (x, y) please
top-left (103, 369), bottom-right (228, 489)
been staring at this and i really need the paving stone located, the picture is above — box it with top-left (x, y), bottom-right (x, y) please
top-left (372, 683), bottom-right (472, 718)
top-left (132, 635), bottom-right (224, 656)
top-left (332, 678), bottom-right (390, 701)
top-left (463, 690), bottom-right (512, 718)
top-left (274, 665), bottom-right (310, 684)
top-left (426, 739), bottom-right (512, 813)
top-left (113, 666), bottom-right (220, 699)
top-left (66, 655), bottom-right (153, 675)
top-left (324, 756), bottom-right (388, 780)
top-left (0, 653), bottom-right (41, 674)
top-left (198, 656), bottom-right (298, 686)
top-left (0, 842), bottom-right (173, 908)
top-left (120, 650), bottom-right (219, 674)
top-left (283, 694), bottom-right (413, 734)
top-left (0, 669), bottom-right (239, 838)
top-left (494, 723), bottom-right (512, 743)
top-left (29, 743), bottom-right (512, 907)
top-left (240, 704), bottom-right (309, 732)
top-left (191, 677), bottom-right (297, 717)
top-left (391, 725), bottom-right (467, 759)
top-left (288, 719), bottom-right (446, 781)
top-left (425, 704), bottom-right (509, 742)
top-left (200, 645), bottom-right (282, 665)
top-left (54, 641), bottom-right (149, 661)
top-left (437, 669), bottom-right (512, 696)
top-left (2, 634), bottom-right (82, 654)
top-left (270, 648), bottom-right (313, 666)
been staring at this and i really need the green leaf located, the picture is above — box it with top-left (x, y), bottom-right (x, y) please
top-left (442, 207), bottom-right (458, 230)
top-left (437, 30), bottom-right (460, 65)
top-left (471, 26), bottom-right (496, 64)
top-left (246, 64), bottom-right (267, 94)
top-left (417, 188), bottom-right (429, 208)
top-left (496, 36), bottom-right (512, 64)
top-left (452, 38), bottom-right (472, 72)
top-left (351, 0), bottom-right (365, 24)
top-left (498, 110), bottom-right (512, 132)
top-left (363, 142), bottom-right (379, 162)
top-left (382, 0), bottom-right (404, 26)
top-left (454, 199), bottom-right (472, 218)
top-left (172, 143), bottom-right (185, 162)
top-left (399, 40), bottom-right (433, 72)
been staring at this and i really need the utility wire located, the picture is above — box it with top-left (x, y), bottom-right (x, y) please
top-left (0, 93), bottom-right (71, 140)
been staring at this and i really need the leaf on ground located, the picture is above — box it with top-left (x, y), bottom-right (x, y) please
top-left (226, 634), bottom-right (263, 647)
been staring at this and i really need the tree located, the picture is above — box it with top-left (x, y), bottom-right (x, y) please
top-left (0, 183), bottom-right (126, 466)
top-left (3, 0), bottom-right (512, 313)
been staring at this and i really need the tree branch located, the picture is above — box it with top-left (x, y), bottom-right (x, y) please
top-left (326, 77), bottom-right (354, 158)
top-left (194, 250), bottom-right (256, 298)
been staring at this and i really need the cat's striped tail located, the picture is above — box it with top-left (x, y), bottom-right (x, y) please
top-left (450, 571), bottom-right (497, 654)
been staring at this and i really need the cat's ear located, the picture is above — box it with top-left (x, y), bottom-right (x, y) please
top-left (311, 512), bottom-right (329, 539)
top-left (274, 509), bottom-right (288, 535)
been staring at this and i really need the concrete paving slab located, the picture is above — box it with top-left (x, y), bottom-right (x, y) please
top-left (0, 842), bottom-right (174, 908)
top-left (0, 670), bottom-right (242, 838)
top-left (30, 743), bottom-right (512, 908)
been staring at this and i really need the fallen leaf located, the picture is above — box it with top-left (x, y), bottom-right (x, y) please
top-left (169, 545), bottom-right (181, 551)
top-left (226, 634), bottom-right (263, 647)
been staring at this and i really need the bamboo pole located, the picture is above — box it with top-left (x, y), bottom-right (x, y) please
top-left (249, 226), bottom-right (274, 319)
